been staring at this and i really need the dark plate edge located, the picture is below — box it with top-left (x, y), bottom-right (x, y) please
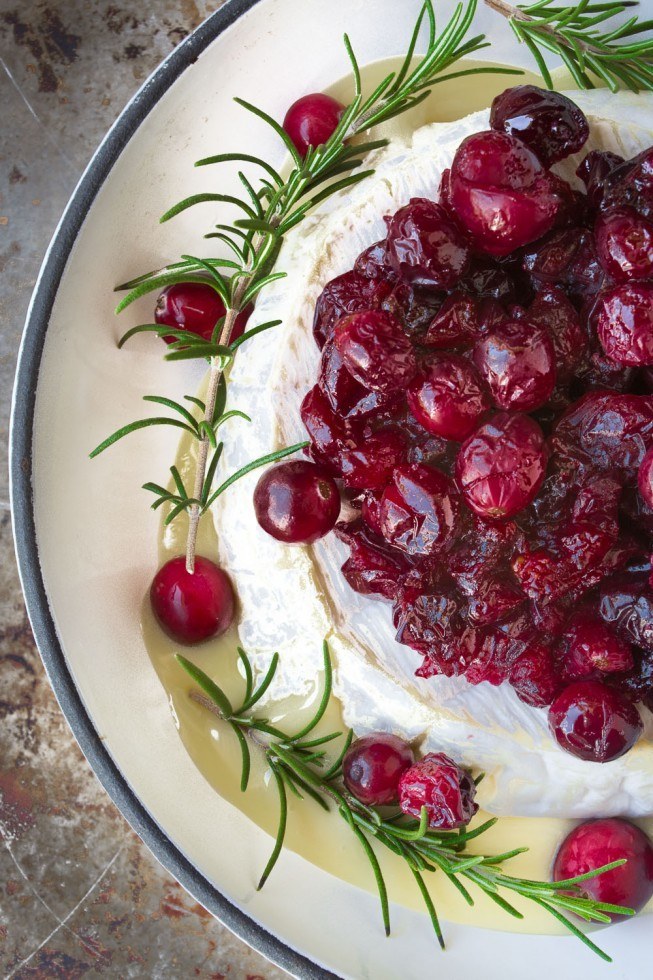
top-left (9, 2), bottom-right (339, 977)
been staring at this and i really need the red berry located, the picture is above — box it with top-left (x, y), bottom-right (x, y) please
top-left (577, 150), bottom-right (625, 210)
top-left (283, 93), bottom-right (344, 156)
top-left (510, 645), bottom-right (563, 707)
top-left (340, 428), bottom-right (407, 491)
top-left (490, 85), bottom-right (589, 166)
top-left (379, 463), bottom-right (460, 557)
top-left (639, 446), bottom-right (653, 509)
top-left (423, 293), bottom-right (479, 349)
top-left (398, 752), bottom-right (478, 829)
top-left (553, 818), bottom-right (653, 920)
top-left (335, 520), bottom-right (411, 600)
top-left (595, 207), bottom-right (653, 282)
top-left (386, 198), bottom-right (471, 289)
top-left (548, 680), bottom-right (643, 762)
top-left (334, 310), bottom-right (417, 394)
top-left (150, 556), bottom-right (235, 645)
top-left (473, 318), bottom-right (556, 412)
top-left (527, 288), bottom-right (587, 383)
top-left (455, 412), bottom-right (547, 520)
top-left (407, 355), bottom-right (490, 441)
top-left (253, 461), bottom-right (340, 544)
top-left (596, 282), bottom-right (653, 366)
top-left (563, 616), bottom-right (633, 680)
top-left (155, 282), bottom-right (250, 345)
top-left (313, 271), bottom-right (391, 349)
top-left (342, 733), bottom-right (414, 806)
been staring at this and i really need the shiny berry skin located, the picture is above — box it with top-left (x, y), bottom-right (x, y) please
top-left (577, 150), bottom-right (625, 210)
top-left (150, 556), bottom-right (235, 645)
top-left (334, 309), bottom-right (417, 394)
top-left (599, 574), bottom-right (653, 652)
top-left (342, 733), bottom-right (414, 806)
top-left (386, 198), bottom-right (471, 289)
top-left (596, 282), bottom-right (653, 366)
top-left (490, 85), bottom-right (589, 166)
top-left (253, 461), bottom-right (340, 544)
top-left (313, 271), bottom-right (391, 349)
top-left (456, 412), bottom-right (547, 520)
top-left (595, 207), bottom-right (653, 282)
top-left (340, 428), bottom-right (407, 491)
top-left (423, 293), bottom-right (479, 349)
top-left (473, 319), bottom-right (556, 412)
top-left (155, 282), bottom-right (249, 345)
top-left (379, 463), bottom-right (460, 557)
top-left (510, 645), bottom-right (563, 707)
top-left (398, 752), bottom-right (478, 829)
top-left (407, 355), bottom-right (489, 441)
top-left (639, 446), bottom-right (653, 509)
top-left (300, 385), bottom-right (351, 470)
top-left (563, 617), bottom-right (634, 680)
top-left (335, 520), bottom-right (411, 600)
top-left (283, 93), bottom-right (344, 156)
top-left (553, 818), bottom-right (653, 920)
top-left (548, 680), bottom-right (643, 762)
top-left (318, 336), bottom-right (396, 421)
top-left (449, 130), bottom-right (562, 256)
top-left (527, 287), bottom-right (586, 383)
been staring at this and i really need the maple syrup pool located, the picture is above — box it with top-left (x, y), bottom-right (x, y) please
top-left (141, 59), bottom-right (653, 936)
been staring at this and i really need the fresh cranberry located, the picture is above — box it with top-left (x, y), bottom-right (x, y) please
top-left (599, 574), bottom-right (653, 652)
top-left (335, 520), bottom-right (411, 600)
top-left (490, 85), bottom-right (589, 166)
top-left (283, 93), bottom-right (344, 156)
top-left (456, 412), bottom-right (547, 520)
top-left (562, 616), bottom-right (634, 679)
top-left (473, 318), bottom-right (556, 412)
top-left (253, 461), bottom-right (340, 544)
top-left (527, 288), bottom-right (587, 383)
top-left (386, 198), bottom-right (471, 289)
top-left (548, 680), bottom-right (643, 762)
top-left (313, 271), bottom-right (391, 349)
top-left (342, 733), bottom-right (414, 806)
top-left (510, 645), bottom-right (563, 707)
top-left (407, 356), bottom-right (490, 440)
top-left (577, 150), bottom-right (625, 210)
top-left (596, 208), bottom-right (653, 283)
top-left (150, 556), bottom-right (235, 645)
top-left (423, 293), bottom-right (479, 348)
top-left (334, 309), bottom-right (417, 394)
top-left (379, 463), bottom-right (459, 557)
top-left (596, 282), bottom-right (653, 366)
top-left (553, 818), bottom-right (653, 919)
top-left (449, 130), bottom-right (562, 256)
top-left (552, 393), bottom-right (653, 480)
top-left (340, 427), bottom-right (407, 491)
top-left (638, 446), bottom-right (653, 509)
top-left (155, 282), bottom-right (250, 345)
top-left (398, 752), bottom-right (478, 829)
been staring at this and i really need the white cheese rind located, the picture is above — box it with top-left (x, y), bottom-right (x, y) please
top-left (214, 91), bottom-right (653, 817)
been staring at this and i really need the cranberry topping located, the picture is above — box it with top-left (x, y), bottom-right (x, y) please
top-left (456, 412), bottom-right (547, 519)
top-left (638, 446), bottom-right (653, 509)
top-left (510, 645), bottom-right (563, 707)
top-left (313, 271), bottom-right (391, 349)
top-left (253, 461), bottom-right (340, 544)
top-left (562, 616), bottom-right (634, 680)
top-left (150, 556), bottom-right (235, 645)
top-left (522, 227), bottom-right (603, 306)
top-left (379, 463), bottom-right (459, 557)
top-left (334, 309), bottom-right (417, 393)
top-left (423, 293), bottom-right (479, 348)
top-left (386, 198), bottom-right (471, 289)
top-left (318, 336), bottom-right (397, 421)
top-left (527, 288), bottom-right (586, 383)
top-left (407, 355), bottom-right (490, 440)
top-left (553, 818), bottom-right (653, 919)
top-left (155, 282), bottom-right (250, 345)
top-left (398, 752), bottom-right (478, 829)
top-left (342, 733), bottom-right (414, 806)
top-left (596, 282), bottom-right (653, 366)
top-left (599, 574), bottom-right (653, 652)
top-left (577, 150), bottom-right (625, 210)
top-left (596, 208), bottom-right (653, 283)
top-left (354, 240), bottom-right (397, 282)
top-left (601, 146), bottom-right (653, 222)
top-left (473, 318), bottom-right (556, 412)
top-left (552, 393), bottom-right (653, 480)
top-left (548, 680), bottom-right (643, 762)
top-left (283, 93), bottom-right (344, 156)
top-left (340, 427), bottom-right (408, 490)
top-left (336, 520), bottom-right (411, 600)
top-left (490, 85), bottom-right (589, 166)
top-left (300, 385), bottom-right (353, 470)
top-left (393, 585), bottom-right (461, 653)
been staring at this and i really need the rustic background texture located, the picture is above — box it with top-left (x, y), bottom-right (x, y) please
top-left (1, 2), bottom-right (289, 976)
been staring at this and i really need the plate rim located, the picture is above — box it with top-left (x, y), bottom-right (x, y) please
top-left (8, 2), bottom-right (337, 977)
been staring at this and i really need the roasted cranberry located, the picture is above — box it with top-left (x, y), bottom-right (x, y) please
top-left (460, 255), bottom-right (518, 303)
top-left (283, 93), bottom-right (344, 156)
top-left (456, 412), bottom-right (547, 520)
top-left (473, 318), bottom-right (556, 412)
top-left (318, 337), bottom-right (396, 421)
top-left (552, 393), bottom-right (653, 480)
top-left (155, 282), bottom-right (249, 345)
top-left (253, 461), bottom-right (340, 544)
top-left (379, 463), bottom-right (459, 557)
top-left (336, 520), bottom-right (411, 599)
top-left (398, 752), bottom-right (478, 829)
top-left (553, 818), bottom-right (653, 919)
top-left (596, 208), bottom-right (653, 283)
top-left (490, 85), bottom-right (589, 166)
top-left (522, 228), bottom-right (603, 305)
top-left (601, 146), bottom-right (653, 222)
top-left (334, 309), bottom-right (417, 394)
top-left (527, 288), bottom-right (586, 383)
top-left (393, 585), bottom-right (461, 653)
top-left (313, 271), bottom-right (391, 348)
top-left (423, 293), bottom-right (479, 348)
top-left (342, 733), bottom-right (414, 806)
top-left (638, 446), bottom-right (653, 509)
top-left (467, 574), bottom-right (525, 626)
top-left (563, 616), bottom-right (634, 679)
top-left (449, 130), bottom-right (562, 256)
top-left (596, 282), bottom-right (653, 366)
top-left (386, 198), bottom-right (471, 289)
top-left (340, 428), bottom-right (407, 491)
top-left (548, 679), bottom-right (642, 762)
top-left (407, 356), bottom-right (490, 440)
top-left (510, 645), bottom-right (563, 707)
top-left (381, 283), bottom-right (445, 342)
top-left (354, 240), bottom-right (397, 282)
top-left (360, 489), bottom-right (384, 535)
top-left (300, 385), bottom-right (352, 470)
top-left (577, 150), bottom-right (625, 210)
top-left (599, 574), bottom-right (653, 652)
top-left (150, 556), bottom-right (235, 645)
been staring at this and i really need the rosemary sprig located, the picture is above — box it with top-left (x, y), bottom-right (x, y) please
top-left (178, 642), bottom-right (634, 961)
top-left (485, 0), bottom-right (653, 90)
top-left (91, 0), bottom-right (521, 573)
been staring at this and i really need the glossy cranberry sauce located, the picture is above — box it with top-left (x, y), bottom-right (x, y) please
top-left (296, 87), bottom-right (653, 752)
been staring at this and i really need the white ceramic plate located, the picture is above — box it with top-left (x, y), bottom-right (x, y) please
top-left (10, 0), bottom-right (653, 976)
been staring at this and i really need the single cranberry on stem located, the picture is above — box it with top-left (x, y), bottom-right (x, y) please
top-left (253, 461), bottom-right (340, 543)
top-left (342, 733), bottom-right (415, 806)
top-left (548, 680), bottom-right (643, 762)
top-left (155, 282), bottom-right (251, 345)
top-left (150, 556), bottom-right (235, 645)
top-left (398, 752), bottom-right (478, 829)
top-left (553, 818), bottom-right (653, 920)
top-left (283, 93), bottom-right (344, 156)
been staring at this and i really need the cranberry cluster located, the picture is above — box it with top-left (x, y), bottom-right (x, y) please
top-left (294, 86), bottom-right (653, 760)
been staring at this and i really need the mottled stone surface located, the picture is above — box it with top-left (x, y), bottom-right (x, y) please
top-left (1, 3), bottom-right (289, 977)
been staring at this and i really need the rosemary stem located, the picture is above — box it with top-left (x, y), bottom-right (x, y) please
top-left (484, 0), bottom-right (607, 58)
